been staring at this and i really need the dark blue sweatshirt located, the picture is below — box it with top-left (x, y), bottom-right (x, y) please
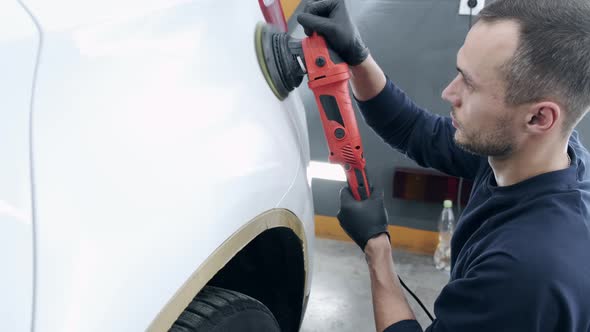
top-left (355, 78), bottom-right (590, 332)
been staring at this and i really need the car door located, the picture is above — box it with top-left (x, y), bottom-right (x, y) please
top-left (19, 0), bottom-right (308, 330)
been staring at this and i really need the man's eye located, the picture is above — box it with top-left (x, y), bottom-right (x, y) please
top-left (461, 77), bottom-right (474, 90)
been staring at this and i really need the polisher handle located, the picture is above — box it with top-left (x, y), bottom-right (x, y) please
top-left (303, 33), bottom-right (372, 201)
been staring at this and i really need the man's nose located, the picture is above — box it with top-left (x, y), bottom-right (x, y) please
top-left (442, 76), bottom-right (462, 108)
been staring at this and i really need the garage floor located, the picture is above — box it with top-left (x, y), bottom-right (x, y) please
top-left (300, 239), bottom-right (448, 332)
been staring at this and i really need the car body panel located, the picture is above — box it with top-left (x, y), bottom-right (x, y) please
top-left (11, 0), bottom-right (314, 330)
top-left (0, 1), bottom-right (37, 330)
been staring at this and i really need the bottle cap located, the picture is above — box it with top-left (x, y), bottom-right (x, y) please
top-left (443, 200), bottom-right (453, 208)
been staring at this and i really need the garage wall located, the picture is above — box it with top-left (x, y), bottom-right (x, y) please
top-left (288, 0), bottom-right (590, 231)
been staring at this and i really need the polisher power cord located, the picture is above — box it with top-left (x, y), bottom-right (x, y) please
top-left (394, 1), bottom-right (478, 320)
top-left (399, 276), bottom-right (435, 322)
top-left (468, 0), bottom-right (478, 28)
top-left (397, 0), bottom-right (478, 319)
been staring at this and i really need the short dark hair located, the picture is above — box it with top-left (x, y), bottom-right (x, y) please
top-left (478, 0), bottom-right (590, 133)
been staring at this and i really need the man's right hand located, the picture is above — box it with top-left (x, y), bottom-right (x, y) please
top-left (337, 186), bottom-right (390, 251)
top-left (297, 0), bottom-right (369, 66)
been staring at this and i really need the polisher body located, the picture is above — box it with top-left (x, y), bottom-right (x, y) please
top-left (302, 33), bottom-right (371, 201)
top-left (255, 22), bottom-right (371, 200)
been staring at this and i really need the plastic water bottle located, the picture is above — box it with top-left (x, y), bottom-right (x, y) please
top-left (434, 200), bottom-right (455, 271)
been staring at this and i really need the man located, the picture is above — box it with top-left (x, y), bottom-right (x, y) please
top-left (297, 0), bottom-right (590, 331)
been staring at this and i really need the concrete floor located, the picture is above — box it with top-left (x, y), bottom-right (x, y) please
top-left (300, 239), bottom-right (449, 332)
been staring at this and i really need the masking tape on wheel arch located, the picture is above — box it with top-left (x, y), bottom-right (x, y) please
top-left (147, 208), bottom-right (309, 332)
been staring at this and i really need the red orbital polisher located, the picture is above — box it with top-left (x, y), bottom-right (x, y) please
top-left (254, 22), bottom-right (371, 201)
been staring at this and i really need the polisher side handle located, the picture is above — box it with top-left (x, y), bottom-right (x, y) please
top-left (303, 34), bottom-right (372, 201)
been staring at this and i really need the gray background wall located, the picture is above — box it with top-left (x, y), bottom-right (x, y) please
top-left (288, 0), bottom-right (590, 231)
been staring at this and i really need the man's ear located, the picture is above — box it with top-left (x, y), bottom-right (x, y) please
top-left (525, 101), bottom-right (561, 133)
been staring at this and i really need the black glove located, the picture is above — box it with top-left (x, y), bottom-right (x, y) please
top-left (296, 0), bottom-right (370, 66)
top-left (337, 186), bottom-right (390, 251)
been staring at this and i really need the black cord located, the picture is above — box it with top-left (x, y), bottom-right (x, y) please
top-left (393, 1), bottom-right (478, 324)
top-left (387, 0), bottom-right (478, 324)
top-left (468, 0), bottom-right (478, 29)
top-left (399, 275), bottom-right (435, 322)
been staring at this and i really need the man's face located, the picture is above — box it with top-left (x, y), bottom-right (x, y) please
top-left (442, 20), bottom-right (522, 157)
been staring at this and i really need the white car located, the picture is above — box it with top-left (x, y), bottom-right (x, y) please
top-left (2, 0), bottom-right (315, 331)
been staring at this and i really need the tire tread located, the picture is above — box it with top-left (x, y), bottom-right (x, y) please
top-left (168, 286), bottom-right (279, 331)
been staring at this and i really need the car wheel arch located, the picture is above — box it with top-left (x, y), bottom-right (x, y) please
top-left (147, 208), bottom-right (309, 332)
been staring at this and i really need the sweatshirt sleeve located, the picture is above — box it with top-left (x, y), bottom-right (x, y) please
top-left (383, 320), bottom-right (423, 332)
top-left (355, 77), bottom-right (484, 180)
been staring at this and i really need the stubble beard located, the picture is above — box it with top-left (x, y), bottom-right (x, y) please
top-left (453, 119), bottom-right (515, 157)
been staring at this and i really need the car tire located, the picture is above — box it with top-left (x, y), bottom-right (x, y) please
top-left (168, 285), bottom-right (281, 332)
